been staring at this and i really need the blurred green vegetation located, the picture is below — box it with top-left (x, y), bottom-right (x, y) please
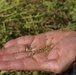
top-left (0, 0), bottom-right (76, 75)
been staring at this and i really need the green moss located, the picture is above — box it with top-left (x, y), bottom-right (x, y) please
top-left (0, 0), bottom-right (76, 75)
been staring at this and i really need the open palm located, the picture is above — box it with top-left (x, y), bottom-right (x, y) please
top-left (0, 31), bottom-right (76, 74)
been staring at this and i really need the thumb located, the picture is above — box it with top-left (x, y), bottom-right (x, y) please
top-left (41, 59), bottom-right (59, 73)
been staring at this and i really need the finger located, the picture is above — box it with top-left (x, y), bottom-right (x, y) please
top-left (4, 31), bottom-right (73, 48)
top-left (0, 58), bottom-right (41, 70)
top-left (0, 45), bottom-right (26, 55)
top-left (4, 36), bottom-right (34, 48)
top-left (31, 33), bottom-right (46, 51)
top-left (0, 52), bottom-right (30, 61)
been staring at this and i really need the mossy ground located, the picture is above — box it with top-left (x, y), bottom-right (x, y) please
top-left (0, 0), bottom-right (76, 75)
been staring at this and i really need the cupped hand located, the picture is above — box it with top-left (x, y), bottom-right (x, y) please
top-left (0, 30), bottom-right (76, 74)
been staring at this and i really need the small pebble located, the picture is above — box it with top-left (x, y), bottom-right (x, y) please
top-left (25, 45), bottom-right (31, 51)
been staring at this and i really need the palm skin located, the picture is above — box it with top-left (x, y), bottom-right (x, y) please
top-left (0, 30), bottom-right (76, 74)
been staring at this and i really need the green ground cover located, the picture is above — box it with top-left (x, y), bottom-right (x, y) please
top-left (0, 0), bottom-right (76, 75)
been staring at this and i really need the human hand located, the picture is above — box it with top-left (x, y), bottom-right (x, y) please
top-left (0, 30), bottom-right (76, 74)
